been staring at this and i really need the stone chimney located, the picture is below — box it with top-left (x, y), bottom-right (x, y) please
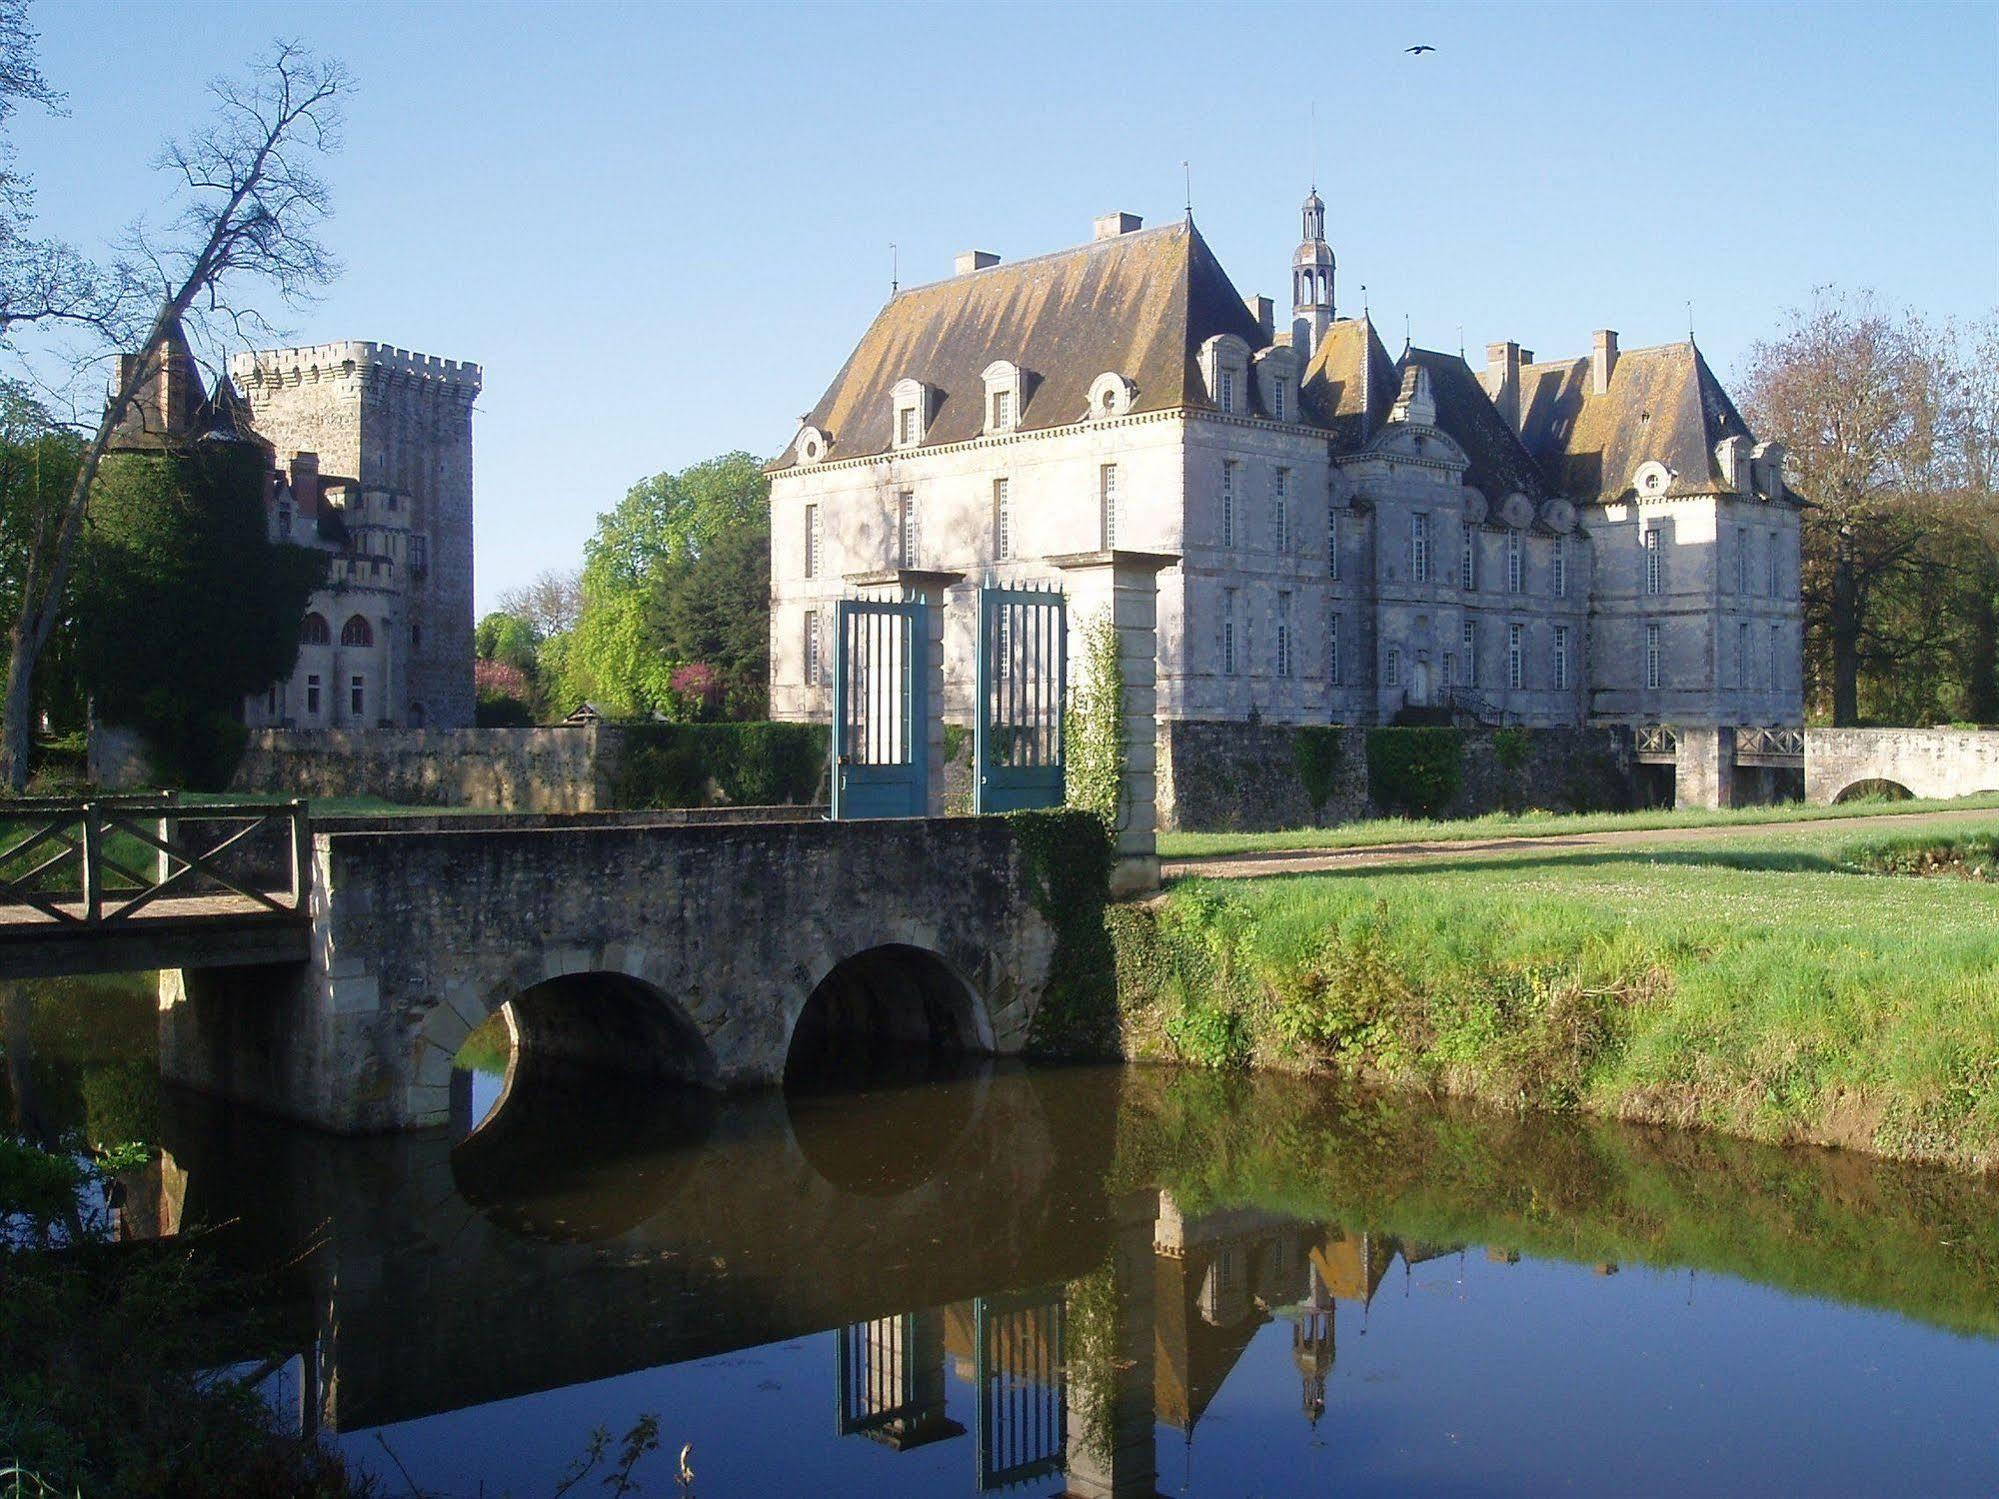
top-left (1092, 211), bottom-right (1143, 241)
top-left (1245, 294), bottom-right (1275, 343)
top-left (955, 250), bottom-right (1000, 275)
top-left (1485, 341), bottom-right (1524, 430)
top-left (1592, 329), bottom-right (1619, 395)
top-left (289, 451), bottom-right (320, 516)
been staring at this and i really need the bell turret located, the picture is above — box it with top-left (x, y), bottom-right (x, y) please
top-left (1292, 188), bottom-right (1335, 358)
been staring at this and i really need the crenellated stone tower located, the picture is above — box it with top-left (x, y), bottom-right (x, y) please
top-left (229, 343), bottom-right (481, 730)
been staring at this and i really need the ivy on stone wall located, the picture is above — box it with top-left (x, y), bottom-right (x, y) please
top-left (1065, 610), bottom-right (1125, 832)
top-left (1365, 727), bottom-right (1465, 818)
top-left (1008, 808), bottom-right (1118, 1058)
top-left (1291, 726), bottom-right (1345, 819)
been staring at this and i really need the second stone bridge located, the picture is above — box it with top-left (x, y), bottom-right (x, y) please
top-left (160, 814), bottom-right (1074, 1132)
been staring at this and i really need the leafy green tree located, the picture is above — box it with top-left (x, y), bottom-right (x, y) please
top-left (69, 445), bottom-right (324, 787)
top-left (0, 384), bottom-right (84, 736)
top-left (474, 610), bottom-right (540, 673)
top-left (559, 451), bottom-right (770, 720)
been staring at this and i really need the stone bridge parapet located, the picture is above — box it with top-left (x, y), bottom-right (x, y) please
top-left (160, 815), bottom-right (1069, 1132)
top-left (1804, 727), bottom-right (1999, 806)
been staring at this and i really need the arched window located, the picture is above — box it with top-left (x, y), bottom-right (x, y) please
top-left (300, 613), bottom-right (330, 645)
top-left (341, 614), bottom-right (374, 647)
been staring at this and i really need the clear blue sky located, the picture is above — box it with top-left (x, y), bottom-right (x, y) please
top-left (19, 1), bottom-right (1999, 611)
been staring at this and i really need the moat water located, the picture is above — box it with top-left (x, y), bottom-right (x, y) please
top-left (5, 976), bottom-right (1999, 1496)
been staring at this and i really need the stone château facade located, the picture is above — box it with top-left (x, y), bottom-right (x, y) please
top-left (767, 198), bottom-right (1803, 733)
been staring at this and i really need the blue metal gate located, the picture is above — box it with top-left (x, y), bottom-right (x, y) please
top-left (973, 1288), bottom-right (1067, 1489)
top-left (973, 584), bottom-right (1066, 815)
top-left (831, 597), bottom-right (929, 820)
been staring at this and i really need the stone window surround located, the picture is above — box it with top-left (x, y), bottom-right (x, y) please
top-left (890, 377), bottom-right (936, 450)
top-left (1199, 334), bottom-right (1251, 415)
top-left (981, 360), bottom-right (1026, 435)
top-left (1252, 345), bottom-right (1302, 426)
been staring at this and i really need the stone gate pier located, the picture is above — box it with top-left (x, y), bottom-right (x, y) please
top-left (159, 816), bottom-right (1071, 1132)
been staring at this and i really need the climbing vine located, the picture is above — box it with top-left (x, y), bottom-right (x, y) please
top-left (1291, 726), bottom-right (1345, 819)
top-left (1008, 808), bottom-right (1118, 1058)
top-left (1065, 610), bottom-right (1125, 832)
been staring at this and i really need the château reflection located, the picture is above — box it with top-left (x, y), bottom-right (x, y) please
top-left (65, 1045), bottom-right (1999, 1496)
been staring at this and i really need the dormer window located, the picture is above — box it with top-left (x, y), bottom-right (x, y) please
top-left (890, 377), bottom-right (935, 450)
top-left (795, 424), bottom-right (828, 466)
top-left (1200, 334), bottom-right (1251, 415)
top-left (1088, 371), bottom-right (1136, 419)
top-left (1252, 344), bottom-right (1301, 424)
top-left (982, 361), bottom-right (1026, 435)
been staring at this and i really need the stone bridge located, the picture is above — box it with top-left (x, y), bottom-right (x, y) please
top-left (159, 815), bottom-right (1075, 1132)
top-left (1804, 727), bottom-right (1999, 806)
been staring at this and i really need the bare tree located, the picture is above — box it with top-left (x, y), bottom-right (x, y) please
top-left (497, 567), bottom-right (584, 638)
top-left (1740, 290), bottom-right (1941, 725)
top-left (0, 40), bottom-right (349, 789)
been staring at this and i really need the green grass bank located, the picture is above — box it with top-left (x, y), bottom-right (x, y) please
top-left (1112, 817), bottom-right (1999, 1174)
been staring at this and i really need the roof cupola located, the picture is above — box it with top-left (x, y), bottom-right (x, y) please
top-left (1292, 188), bottom-right (1335, 360)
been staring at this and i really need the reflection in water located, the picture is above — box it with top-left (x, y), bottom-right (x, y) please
top-left (7, 975), bottom-right (1999, 1495)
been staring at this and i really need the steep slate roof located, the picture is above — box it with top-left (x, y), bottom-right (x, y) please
top-left (107, 316), bottom-right (207, 450)
top-left (1300, 315), bottom-right (1396, 446)
top-left (1400, 346), bottom-right (1549, 501)
top-left (769, 220), bottom-right (1268, 470)
top-left (1516, 340), bottom-right (1756, 501)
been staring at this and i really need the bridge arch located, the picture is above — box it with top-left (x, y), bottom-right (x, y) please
top-left (784, 942), bottom-right (995, 1090)
top-left (1832, 777), bottom-right (1916, 805)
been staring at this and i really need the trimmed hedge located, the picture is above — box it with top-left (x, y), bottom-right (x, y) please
top-left (609, 722), bottom-right (828, 808)
top-left (1365, 726), bottom-right (1464, 817)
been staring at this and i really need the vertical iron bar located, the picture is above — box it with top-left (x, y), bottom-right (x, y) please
top-left (80, 806), bottom-right (101, 924)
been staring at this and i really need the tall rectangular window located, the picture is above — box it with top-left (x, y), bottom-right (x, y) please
top-left (1327, 506), bottom-right (1340, 579)
top-left (1463, 617), bottom-right (1478, 688)
top-left (1271, 378), bottom-right (1288, 422)
top-left (898, 490), bottom-right (917, 567)
top-left (1768, 531), bottom-right (1781, 596)
top-left (1554, 624), bottom-right (1571, 690)
top-left (1327, 612), bottom-right (1341, 685)
top-left (1552, 540), bottom-right (1567, 598)
top-left (804, 610), bottom-right (822, 687)
top-left (1222, 589), bottom-right (1237, 676)
top-left (1444, 652), bottom-right (1457, 688)
top-left (991, 389), bottom-right (1012, 430)
top-left (1770, 622), bottom-right (1781, 692)
top-left (1412, 512), bottom-right (1431, 583)
top-left (1508, 622), bottom-right (1525, 690)
top-left (1737, 621), bottom-right (1750, 688)
top-left (1507, 530), bottom-right (1524, 594)
top-left (1272, 469), bottom-right (1289, 551)
top-left (1644, 528), bottom-right (1663, 595)
top-left (1736, 526), bottom-right (1750, 594)
top-left (804, 503), bottom-right (821, 579)
top-left (1646, 623), bottom-right (1662, 689)
top-left (1219, 370), bottom-right (1235, 414)
top-left (1221, 462), bottom-right (1236, 548)
top-left (350, 675), bottom-right (366, 718)
top-left (1276, 598), bottom-right (1292, 678)
top-left (1386, 646), bottom-right (1402, 688)
top-left (1462, 523), bottom-right (1478, 590)
top-left (276, 501), bottom-right (293, 538)
top-left (410, 534), bottom-right (427, 572)
top-left (1100, 464), bottom-right (1118, 548)
top-left (993, 478), bottom-right (1011, 560)
top-left (306, 674), bottom-right (321, 717)
top-left (896, 407), bottom-right (916, 446)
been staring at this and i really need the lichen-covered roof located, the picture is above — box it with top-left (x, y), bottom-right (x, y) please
top-left (1401, 346), bottom-right (1549, 501)
top-left (1300, 315), bottom-right (1396, 447)
top-left (1516, 341), bottom-right (1755, 501)
top-left (769, 220), bottom-right (1268, 469)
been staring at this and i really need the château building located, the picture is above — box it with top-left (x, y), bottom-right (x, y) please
top-left (767, 197), bottom-right (1804, 733)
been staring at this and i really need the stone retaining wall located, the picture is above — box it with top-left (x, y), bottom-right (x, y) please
top-left (1156, 721), bottom-right (1636, 832)
top-left (229, 726), bottom-right (610, 810)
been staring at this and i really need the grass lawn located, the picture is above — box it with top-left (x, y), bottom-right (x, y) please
top-left (1115, 815), bottom-right (1999, 1172)
top-left (1156, 790), bottom-right (1999, 859)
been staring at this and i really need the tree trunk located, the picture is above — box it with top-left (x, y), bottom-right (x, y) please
top-left (1965, 583), bottom-right (1999, 724)
top-left (1, 616), bottom-right (37, 792)
top-left (1830, 548), bottom-right (1861, 727)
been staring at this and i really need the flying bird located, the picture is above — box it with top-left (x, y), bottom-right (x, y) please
top-left (1406, 44), bottom-right (1436, 54)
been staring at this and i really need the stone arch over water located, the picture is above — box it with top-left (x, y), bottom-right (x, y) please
top-left (1832, 777), bottom-right (1916, 804)
top-left (783, 943), bottom-right (995, 1091)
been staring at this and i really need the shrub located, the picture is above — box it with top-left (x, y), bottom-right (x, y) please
top-left (1493, 726), bottom-right (1531, 772)
top-left (1366, 727), bottom-right (1465, 817)
top-left (610, 722), bottom-right (827, 808)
